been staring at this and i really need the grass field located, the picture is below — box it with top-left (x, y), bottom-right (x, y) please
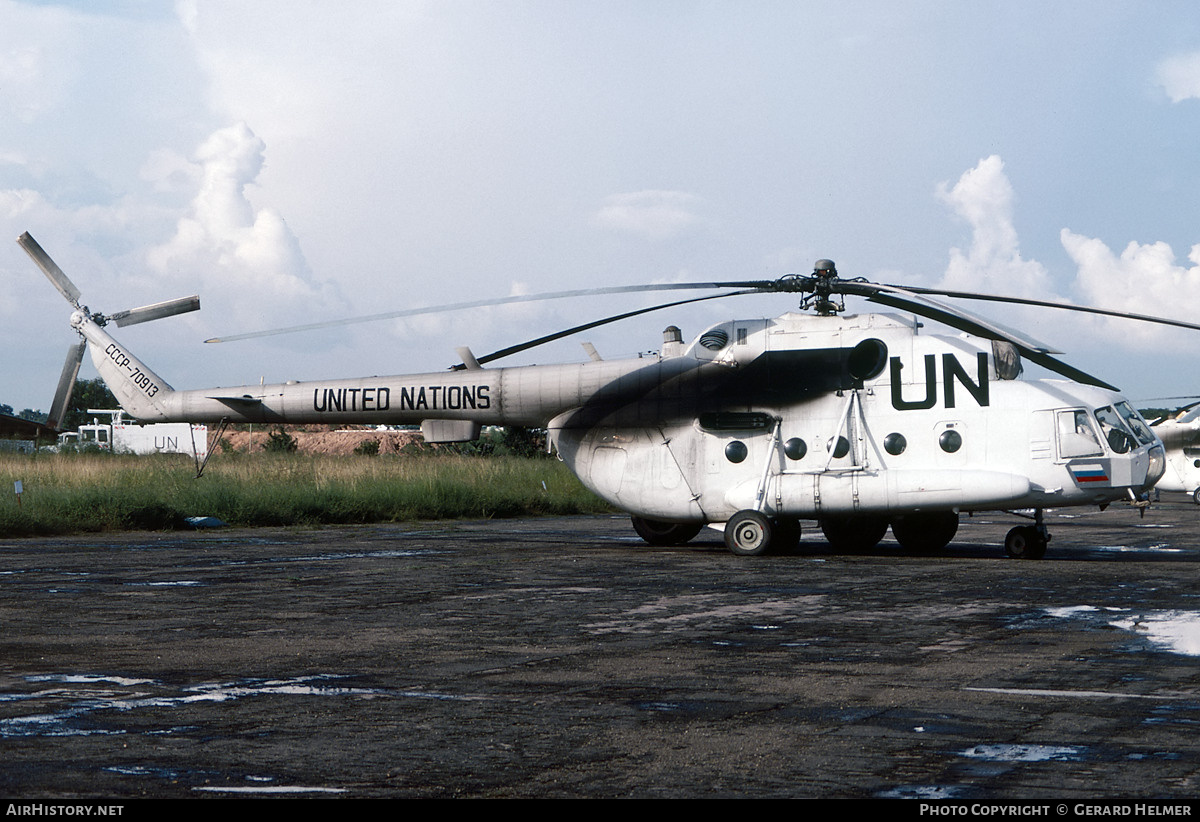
top-left (0, 451), bottom-right (611, 537)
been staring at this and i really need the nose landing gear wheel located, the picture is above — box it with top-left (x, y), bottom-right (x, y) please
top-left (724, 510), bottom-right (774, 556)
top-left (1005, 525), bottom-right (1048, 559)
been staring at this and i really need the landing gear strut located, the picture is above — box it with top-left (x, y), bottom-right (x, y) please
top-left (1005, 509), bottom-right (1049, 559)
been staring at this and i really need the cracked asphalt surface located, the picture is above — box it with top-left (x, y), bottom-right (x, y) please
top-left (1, 498), bottom-right (1199, 798)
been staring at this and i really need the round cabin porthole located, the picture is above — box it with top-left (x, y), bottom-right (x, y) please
top-left (784, 437), bottom-right (807, 461)
top-left (725, 440), bottom-right (748, 463)
top-left (884, 432), bottom-right (907, 456)
top-left (830, 436), bottom-right (849, 459)
top-left (939, 429), bottom-right (962, 453)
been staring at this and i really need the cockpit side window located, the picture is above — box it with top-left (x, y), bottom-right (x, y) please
top-left (1095, 405), bottom-right (1134, 454)
top-left (1057, 409), bottom-right (1103, 459)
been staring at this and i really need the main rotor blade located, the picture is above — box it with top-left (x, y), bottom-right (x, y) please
top-left (204, 280), bottom-right (773, 344)
top-left (878, 283), bottom-right (1200, 334)
top-left (47, 341), bottom-right (86, 432)
top-left (17, 232), bottom-right (81, 306)
top-left (840, 282), bottom-right (1063, 354)
top-left (858, 287), bottom-right (1119, 391)
top-left (453, 291), bottom-right (759, 369)
top-left (110, 295), bottom-right (201, 327)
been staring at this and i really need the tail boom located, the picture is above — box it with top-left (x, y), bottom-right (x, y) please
top-left (74, 312), bottom-right (176, 421)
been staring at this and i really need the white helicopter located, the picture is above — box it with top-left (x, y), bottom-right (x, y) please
top-left (20, 232), bottom-right (1198, 559)
top-left (1146, 400), bottom-right (1200, 504)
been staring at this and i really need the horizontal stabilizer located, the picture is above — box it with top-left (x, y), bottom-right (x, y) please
top-left (206, 395), bottom-right (264, 407)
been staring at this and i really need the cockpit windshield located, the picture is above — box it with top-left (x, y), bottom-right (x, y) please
top-left (1114, 401), bottom-right (1156, 446)
top-left (1094, 406), bottom-right (1135, 454)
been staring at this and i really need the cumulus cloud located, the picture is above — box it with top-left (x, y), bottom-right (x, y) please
top-left (1061, 230), bottom-right (1200, 346)
top-left (1157, 52), bottom-right (1200, 103)
top-left (146, 123), bottom-right (335, 326)
top-left (593, 190), bottom-right (704, 240)
top-left (935, 155), bottom-right (1060, 300)
top-left (932, 155), bottom-right (1200, 352)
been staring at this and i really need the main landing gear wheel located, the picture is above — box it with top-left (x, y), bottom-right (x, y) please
top-left (1004, 525), bottom-right (1048, 559)
top-left (630, 516), bottom-right (703, 546)
top-left (890, 511), bottom-right (959, 555)
top-left (819, 516), bottom-right (889, 553)
top-left (772, 517), bottom-right (803, 553)
top-left (1193, 488), bottom-right (1200, 506)
top-left (724, 510), bottom-right (774, 556)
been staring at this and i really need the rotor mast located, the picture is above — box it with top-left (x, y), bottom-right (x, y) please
top-left (804, 259), bottom-right (845, 316)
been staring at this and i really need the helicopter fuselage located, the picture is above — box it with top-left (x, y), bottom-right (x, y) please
top-left (1149, 412), bottom-right (1200, 500)
top-left (75, 308), bottom-right (1165, 530)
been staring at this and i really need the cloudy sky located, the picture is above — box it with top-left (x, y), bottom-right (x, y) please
top-left (3, 0), bottom-right (1200, 413)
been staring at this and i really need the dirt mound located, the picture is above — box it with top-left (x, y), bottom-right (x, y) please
top-left (211, 427), bottom-right (421, 456)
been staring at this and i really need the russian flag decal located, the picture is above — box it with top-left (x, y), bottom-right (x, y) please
top-left (1069, 464), bottom-right (1109, 484)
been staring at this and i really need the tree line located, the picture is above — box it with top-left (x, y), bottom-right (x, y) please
top-left (2, 379), bottom-right (118, 431)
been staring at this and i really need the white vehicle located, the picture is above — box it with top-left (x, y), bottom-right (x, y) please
top-left (57, 409), bottom-right (207, 459)
top-left (22, 233), bottom-right (1196, 559)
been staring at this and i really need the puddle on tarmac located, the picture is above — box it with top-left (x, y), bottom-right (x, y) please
top-left (214, 548), bottom-right (445, 569)
top-left (1042, 605), bottom-right (1200, 657)
top-left (1092, 543), bottom-right (1182, 554)
top-left (0, 673), bottom-right (480, 739)
top-left (959, 743), bottom-right (1085, 762)
top-left (1109, 610), bottom-right (1200, 656)
top-left (877, 785), bottom-right (964, 799)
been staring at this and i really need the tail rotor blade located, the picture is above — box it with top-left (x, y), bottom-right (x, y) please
top-left (110, 295), bottom-right (200, 327)
top-left (17, 232), bottom-right (82, 306)
top-left (47, 341), bottom-right (86, 432)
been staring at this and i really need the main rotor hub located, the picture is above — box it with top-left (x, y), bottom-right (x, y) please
top-left (813, 259), bottom-right (837, 279)
top-left (808, 259), bottom-right (843, 315)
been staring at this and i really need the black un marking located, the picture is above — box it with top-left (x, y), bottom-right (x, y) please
top-left (889, 352), bottom-right (989, 411)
